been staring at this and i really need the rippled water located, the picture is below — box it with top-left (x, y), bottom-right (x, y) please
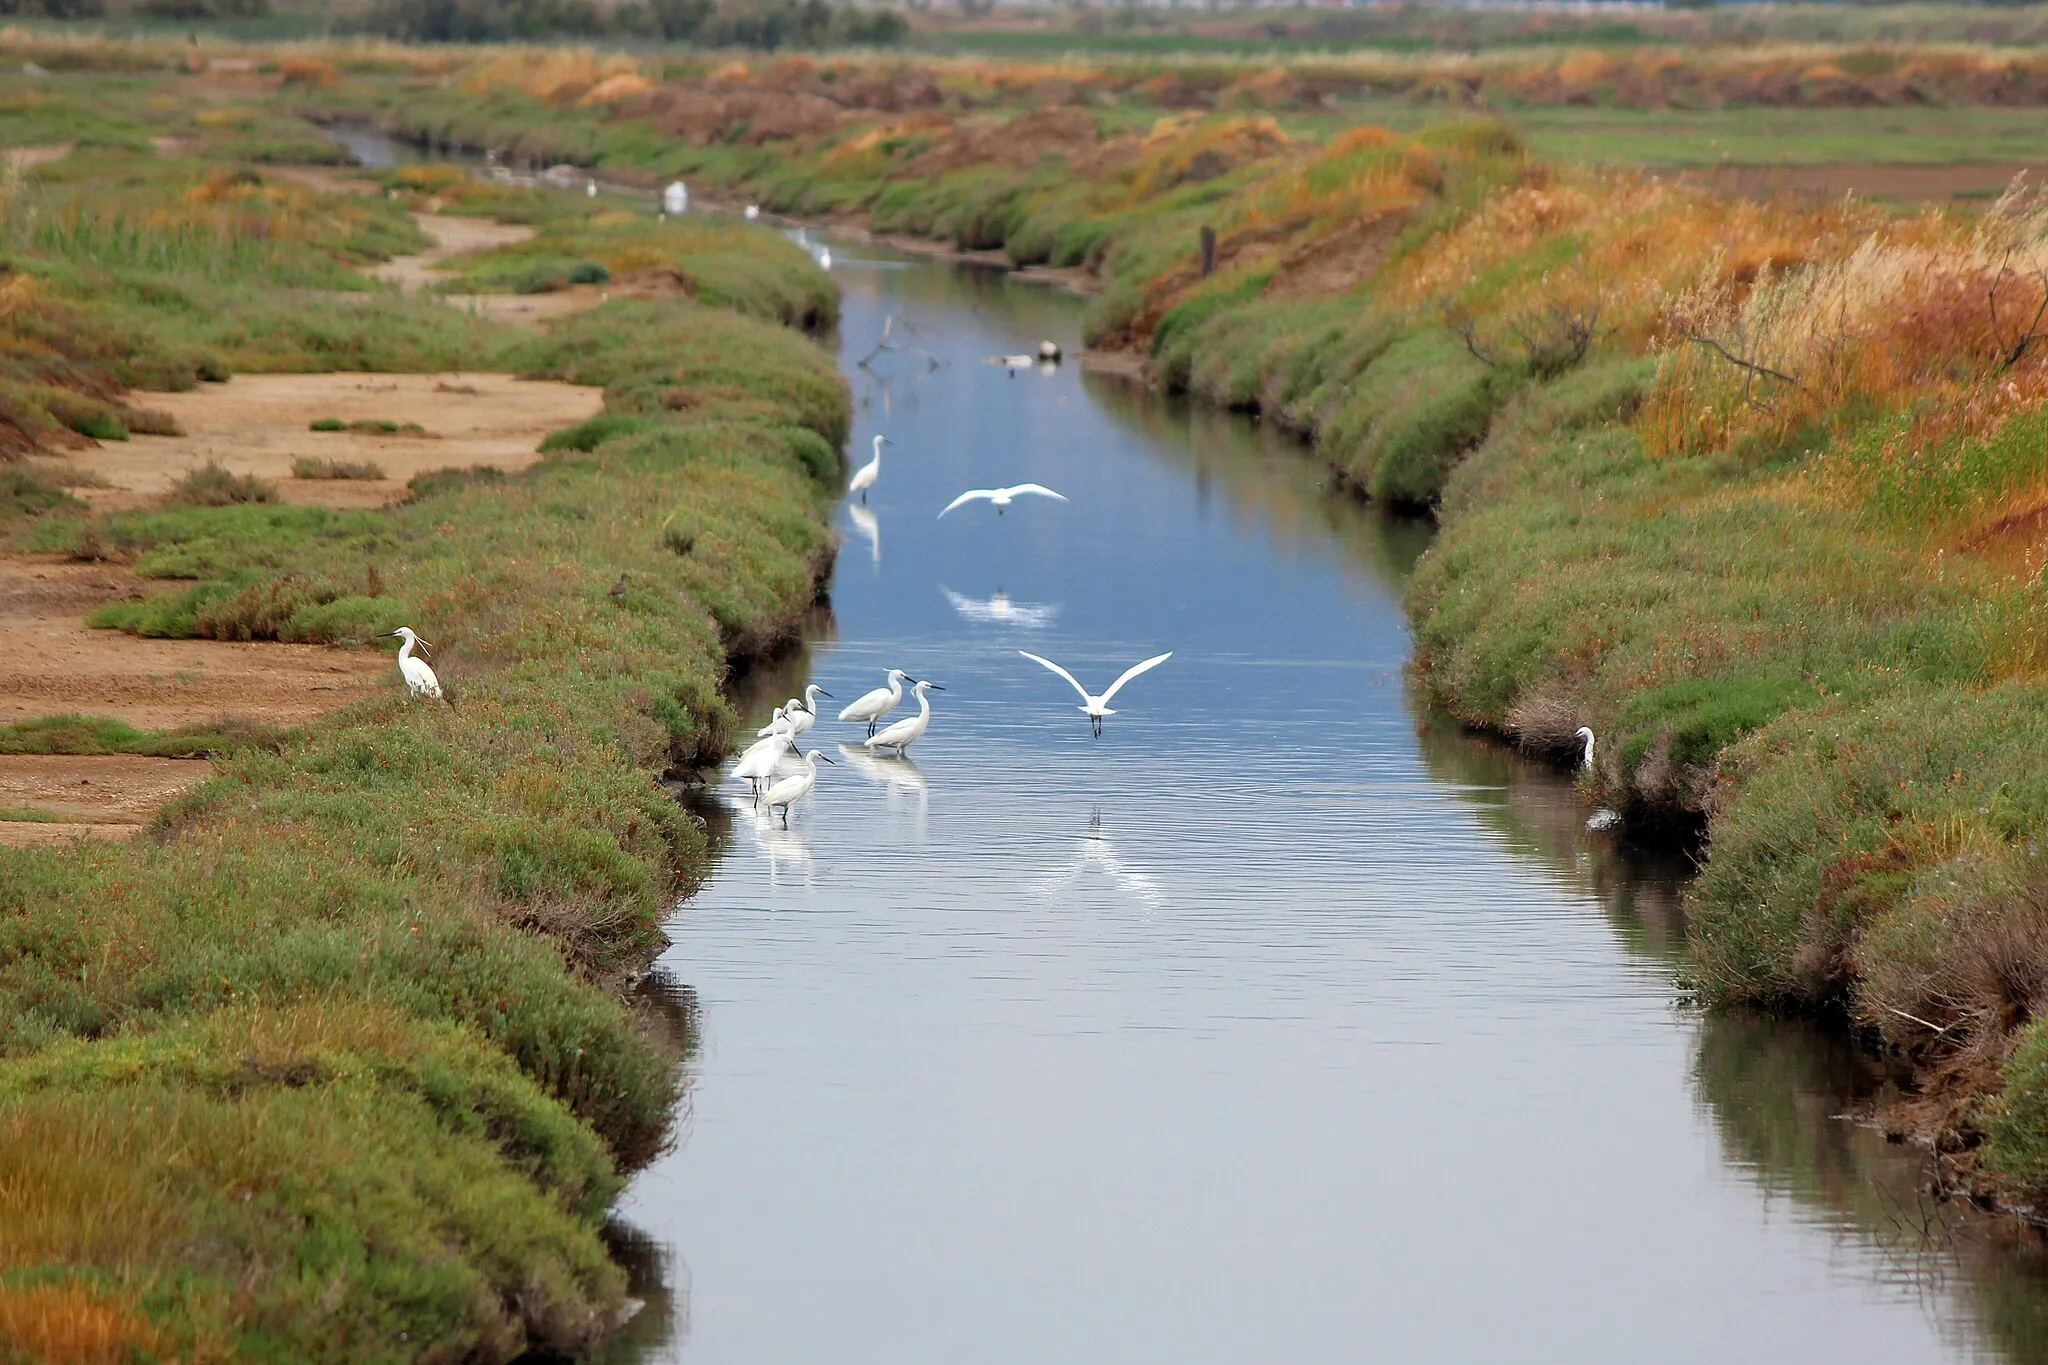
top-left (537, 242), bottom-right (2048, 1362)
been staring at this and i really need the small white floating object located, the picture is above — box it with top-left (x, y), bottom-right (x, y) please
top-left (1038, 340), bottom-right (1062, 361)
top-left (382, 626), bottom-right (444, 701)
top-left (988, 354), bottom-right (1035, 370)
top-left (1586, 808), bottom-right (1622, 833)
top-left (939, 483), bottom-right (1067, 517)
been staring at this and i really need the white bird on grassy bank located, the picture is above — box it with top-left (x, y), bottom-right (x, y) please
top-left (840, 667), bottom-right (911, 736)
top-left (850, 435), bottom-right (889, 501)
top-left (764, 749), bottom-right (833, 827)
top-left (865, 679), bottom-right (942, 755)
top-left (1019, 650), bottom-right (1172, 737)
top-left (382, 626), bottom-right (447, 703)
top-left (744, 204), bottom-right (760, 220)
top-left (939, 484), bottom-right (1067, 517)
top-left (1573, 726), bottom-right (1595, 769)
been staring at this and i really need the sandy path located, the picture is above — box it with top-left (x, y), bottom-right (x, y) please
top-left (372, 213), bottom-right (537, 291)
top-left (0, 754), bottom-right (213, 846)
top-left (0, 555), bottom-right (388, 729)
top-left (73, 371), bottom-right (605, 512)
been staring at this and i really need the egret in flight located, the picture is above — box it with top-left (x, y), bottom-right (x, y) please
top-left (1019, 650), bottom-right (1172, 736)
top-left (939, 484), bottom-right (1067, 517)
top-left (382, 627), bottom-right (446, 702)
top-left (849, 435), bottom-right (888, 502)
top-left (866, 679), bottom-right (943, 755)
top-left (764, 749), bottom-right (833, 828)
top-left (840, 667), bottom-right (911, 737)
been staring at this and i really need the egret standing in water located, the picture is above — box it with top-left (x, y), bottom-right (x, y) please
top-left (850, 435), bottom-right (889, 502)
top-left (733, 723), bottom-right (795, 800)
top-left (382, 627), bottom-right (447, 702)
top-left (938, 484), bottom-right (1067, 517)
top-left (865, 680), bottom-right (943, 755)
top-left (840, 667), bottom-right (911, 736)
top-left (786, 684), bottom-right (833, 741)
top-left (764, 749), bottom-right (833, 827)
top-left (1019, 650), bottom-right (1172, 736)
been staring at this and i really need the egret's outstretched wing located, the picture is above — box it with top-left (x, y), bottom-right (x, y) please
top-left (1019, 651), bottom-right (1093, 703)
top-left (1099, 651), bottom-right (1173, 705)
top-left (939, 489), bottom-right (995, 517)
top-left (1007, 483), bottom-right (1067, 502)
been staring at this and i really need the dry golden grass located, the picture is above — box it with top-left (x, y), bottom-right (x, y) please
top-left (0, 1282), bottom-right (171, 1365)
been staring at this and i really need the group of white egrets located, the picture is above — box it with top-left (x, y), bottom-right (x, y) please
top-left (733, 423), bottom-right (1174, 826)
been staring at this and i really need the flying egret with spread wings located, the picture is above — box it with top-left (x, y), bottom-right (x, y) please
top-left (1019, 650), bottom-right (1173, 737)
top-left (938, 484), bottom-right (1067, 517)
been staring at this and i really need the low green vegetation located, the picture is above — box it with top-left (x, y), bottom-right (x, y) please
top-left (0, 74), bottom-right (845, 1361)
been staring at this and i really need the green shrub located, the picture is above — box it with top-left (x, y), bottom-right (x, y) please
top-left (167, 461), bottom-right (278, 507)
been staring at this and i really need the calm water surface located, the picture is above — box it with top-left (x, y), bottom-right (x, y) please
top-left (600, 238), bottom-right (2048, 1363)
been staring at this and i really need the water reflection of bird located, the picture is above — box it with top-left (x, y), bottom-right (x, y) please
top-left (840, 667), bottom-right (911, 736)
top-left (1038, 815), bottom-right (1164, 909)
top-left (939, 484), bottom-right (1067, 517)
top-left (746, 810), bottom-right (816, 886)
top-left (866, 679), bottom-right (942, 755)
top-left (838, 742), bottom-right (930, 838)
top-left (764, 749), bottom-right (833, 827)
top-left (849, 503), bottom-right (880, 565)
top-left (1019, 650), bottom-right (1173, 737)
top-left (941, 586), bottom-right (1059, 628)
top-left (849, 434), bottom-right (888, 501)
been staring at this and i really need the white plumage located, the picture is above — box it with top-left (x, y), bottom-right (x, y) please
top-left (383, 627), bottom-right (445, 701)
top-left (1019, 650), bottom-right (1172, 737)
top-left (938, 483), bottom-right (1067, 517)
top-left (865, 679), bottom-right (942, 754)
top-left (839, 667), bottom-right (911, 736)
top-left (763, 748), bottom-right (833, 826)
top-left (849, 434), bottom-right (888, 501)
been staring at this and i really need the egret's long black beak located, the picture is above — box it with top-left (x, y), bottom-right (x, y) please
top-left (816, 689), bottom-right (833, 699)
top-left (818, 755), bottom-right (836, 764)
top-left (923, 683), bottom-right (946, 691)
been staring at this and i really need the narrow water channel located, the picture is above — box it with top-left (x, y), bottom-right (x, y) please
top-left (562, 239), bottom-right (2048, 1364)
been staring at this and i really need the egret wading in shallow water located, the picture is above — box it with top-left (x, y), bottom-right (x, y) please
top-left (1019, 650), bottom-right (1173, 737)
top-left (382, 627), bottom-right (448, 703)
top-left (866, 680), bottom-right (942, 755)
top-left (849, 435), bottom-right (889, 502)
top-left (733, 724), bottom-right (795, 800)
top-left (939, 484), bottom-right (1067, 518)
top-left (840, 667), bottom-right (911, 737)
top-left (765, 749), bottom-right (833, 827)
top-left (787, 684), bottom-right (833, 741)
top-left (1574, 726), bottom-right (1621, 831)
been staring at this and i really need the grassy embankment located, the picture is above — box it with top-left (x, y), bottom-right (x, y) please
top-left (0, 80), bottom-right (844, 1361)
top-left (286, 49), bottom-right (2048, 1214)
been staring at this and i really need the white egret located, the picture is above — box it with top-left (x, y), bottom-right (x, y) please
top-left (938, 484), bottom-right (1067, 517)
top-left (733, 728), bottom-right (794, 799)
top-left (849, 434), bottom-right (889, 501)
top-left (1019, 650), bottom-right (1172, 737)
top-left (755, 703), bottom-right (791, 738)
top-left (1038, 340), bottom-right (1062, 361)
top-left (818, 247), bottom-right (832, 270)
top-left (585, 179), bottom-right (597, 198)
top-left (744, 204), bottom-right (760, 220)
top-left (381, 627), bottom-right (446, 702)
top-left (1573, 726), bottom-right (1595, 769)
top-left (942, 586), bottom-right (1058, 628)
top-left (764, 749), bottom-right (833, 827)
top-left (865, 679), bottom-right (942, 755)
top-left (839, 667), bottom-right (911, 736)
top-left (786, 684), bottom-right (833, 741)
